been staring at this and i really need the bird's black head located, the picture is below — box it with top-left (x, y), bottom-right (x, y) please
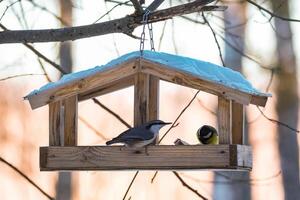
top-left (197, 125), bottom-right (217, 144)
top-left (144, 120), bottom-right (172, 129)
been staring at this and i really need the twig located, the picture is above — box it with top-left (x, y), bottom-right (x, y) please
top-left (150, 90), bottom-right (200, 184)
top-left (37, 58), bottom-right (52, 82)
top-left (0, 73), bottom-right (45, 81)
top-left (0, 23), bottom-right (67, 74)
top-left (202, 12), bottom-right (225, 66)
top-left (173, 171), bottom-right (208, 200)
top-left (0, 156), bottom-right (54, 200)
top-left (0, 0), bottom-right (20, 22)
top-left (92, 98), bottom-right (132, 129)
top-left (122, 171), bottom-right (139, 200)
top-left (26, 0), bottom-right (68, 25)
top-left (246, 0), bottom-right (300, 22)
top-left (159, 90), bottom-right (200, 143)
top-left (78, 116), bottom-right (109, 140)
top-left (257, 106), bottom-right (300, 133)
top-left (93, 1), bottom-right (130, 24)
top-left (129, 0), bottom-right (143, 14)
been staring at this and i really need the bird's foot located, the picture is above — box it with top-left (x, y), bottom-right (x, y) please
top-left (145, 146), bottom-right (149, 156)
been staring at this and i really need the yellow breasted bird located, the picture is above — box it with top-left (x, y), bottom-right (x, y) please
top-left (197, 125), bottom-right (219, 145)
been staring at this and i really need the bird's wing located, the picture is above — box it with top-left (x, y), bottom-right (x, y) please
top-left (115, 128), bottom-right (154, 141)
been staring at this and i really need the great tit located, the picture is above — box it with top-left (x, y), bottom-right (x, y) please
top-left (197, 125), bottom-right (219, 145)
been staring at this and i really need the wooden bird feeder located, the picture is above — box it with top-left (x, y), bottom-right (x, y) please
top-left (25, 51), bottom-right (270, 171)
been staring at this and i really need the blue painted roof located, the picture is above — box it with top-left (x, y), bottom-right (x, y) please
top-left (28, 51), bottom-right (270, 97)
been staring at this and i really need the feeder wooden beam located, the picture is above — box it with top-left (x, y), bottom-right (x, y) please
top-left (40, 144), bottom-right (252, 171)
top-left (232, 102), bottom-right (244, 144)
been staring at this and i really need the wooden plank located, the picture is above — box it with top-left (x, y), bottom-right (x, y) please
top-left (230, 145), bottom-right (252, 169)
top-left (78, 76), bottom-right (134, 101)
top-left (231, 102), bottom-right (244, 144)
top-left (134, 73), bottom-right (150, 126)
top-left (27, 59), bottom-right (138, 109)
top-left (148, 75), bottom-right (159, 121)
top-left (139, 59), bottom-right (268, 106)
top-left (39, 145), bottom-right (252, 171)
top-left (218, 97), bottom-right (231, 144)
top-left (63, 95), bottom-right (78, 146)
top-left (49, 101), bottom-right (63, 146)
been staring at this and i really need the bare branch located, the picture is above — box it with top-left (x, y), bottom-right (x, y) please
top-left (129, 0), bottom-right (143, 14)
top-left (93, 1), bottom-right (131, 24)
top-left (0, 1), bottom-right (226, 43)
top-left (0, 156), bottom-right (54, 200)
top-left (246, 0), bottom-right (300, 22)
top-left (0, 73), bottom-right (45, 81)
top-left (202, 12), bottom-right (225, 66)
top-left (0, 24), bottom-right (67, 74)
top-left (159, 90), bottom-right (200, 143)
top-left (0, 0), bottom-right (20, 22)
top-left (78, 116), bottom-right (109, 140)
top-left (173, 171), bottom-right (208, 200)
top-left (92, 98), bottom-right (132, 129)
top-left (256, 106), bottom-right (300, 133)
top-left (122, 171), bottom-right (139, 200)
top-left (26, 0), bottom-right (68, 25)
top-left (151, 90), bottom-right (200, 184)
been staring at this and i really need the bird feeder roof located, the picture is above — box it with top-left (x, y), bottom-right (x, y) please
top-left (26, 51), bottom-right (271, 109)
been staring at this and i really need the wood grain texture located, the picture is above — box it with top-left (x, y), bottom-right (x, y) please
top-left (49, 101), bottom-right (63, 146)
top-left (39, 145), bottom-right (252, 171)
top-left (148, 75), bottom-right (159, 121)
top-left (78, 76), bottom-right (134, 101)
top-left (139, 59), bottom-right (268, 106)
top-left (27, 60), bottom-right (138, 109)
top-left (232, 102), bottom-right (244, 144)
top-left (218, 97), bottom-right (231, 144)
top-left (63, 95), bottom-right (78, 146)
top-left (134, 73), bottom-right (150, 126)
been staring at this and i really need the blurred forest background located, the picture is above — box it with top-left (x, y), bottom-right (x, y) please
top-left (0, 0), bottom-right (299, 199)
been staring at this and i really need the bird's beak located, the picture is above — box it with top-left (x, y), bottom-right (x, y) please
top-left (163, 122), bottom-right (172, 125)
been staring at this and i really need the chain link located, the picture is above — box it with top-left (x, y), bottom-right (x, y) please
top-left (139, 10), bottom-right (155, 56)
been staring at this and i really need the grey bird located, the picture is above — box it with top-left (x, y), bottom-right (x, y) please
top-left (106, 120), bottom-right (172, 148)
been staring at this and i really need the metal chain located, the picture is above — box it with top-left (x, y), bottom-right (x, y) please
top-left (139, 10), bottom-right (155, 56)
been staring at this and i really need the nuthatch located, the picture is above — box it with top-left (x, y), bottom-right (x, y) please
top-left (197, 125), bottom-right (219, 145)
top-left (106, 120), bottom-right (171, 148)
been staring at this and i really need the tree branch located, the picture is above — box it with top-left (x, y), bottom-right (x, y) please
top-left (246, 0), bottom-right (300, 22)
top-left (173, 171), bottom-right (208, 200)
top-left (0, 0), bottom-right (226, 44)
top-left (0, 156), bottom-right (54, 200)
top-left (0, 24), bottom-right (67, 74)
top-left (129, 0), bottom-right (143, 14)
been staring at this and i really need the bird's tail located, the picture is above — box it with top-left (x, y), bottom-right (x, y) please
top-left (106, 140), bottom-right (114, 145)
top-left (106, 138), bottom-right (120, 145)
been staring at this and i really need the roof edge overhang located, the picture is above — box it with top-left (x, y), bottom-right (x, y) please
top-left (138, 58), bottom-right (270, 107)
top-left (26, 56), bottom-right (270, 110)
top-left (25, 58), bottom-right (139, 109)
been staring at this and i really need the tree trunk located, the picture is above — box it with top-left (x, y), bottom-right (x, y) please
top-left (270, 1), bottom-right (300, 199)
top-left (213, 2), bottom-right (251, 200)
top-left (56, 1), bottom-right (73, 200)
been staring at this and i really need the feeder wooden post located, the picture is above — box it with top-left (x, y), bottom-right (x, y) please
top-left (134, 73), bottom-right (150, 126)
top-left (49, 101), bottom-right (63, 146)
top-left (63, 95), bottom-right (78, 146)
top-left (218, 96), bottom-right (232, 144)
top-left (48, 96), bottom-right (78, 146)
top-left (231, 102), bottom-right (244, 144)
top-left (134, 73), bottom-right (159, 127)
